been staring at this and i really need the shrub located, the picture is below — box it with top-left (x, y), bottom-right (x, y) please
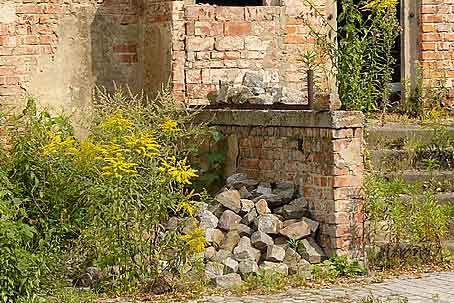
top-left (0, 89), bottom-right (212, 297)
top-left (0, 171), bottom-right (42, 302)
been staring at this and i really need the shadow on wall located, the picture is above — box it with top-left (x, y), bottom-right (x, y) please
top-left (89, 0), bottom-right (173, 97)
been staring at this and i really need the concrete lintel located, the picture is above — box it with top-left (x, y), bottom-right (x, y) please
top-left (194, 109), bottom-right (364, 129)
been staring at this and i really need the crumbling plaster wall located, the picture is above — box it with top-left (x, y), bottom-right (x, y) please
top-left (0, 0), bottom-right (146, 121)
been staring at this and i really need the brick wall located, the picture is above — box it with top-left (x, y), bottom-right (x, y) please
top-left (418, 1), bottom-right (454, 100)
top-left (172, 0), bottom-right (334, 104)
top-left (198, 110), bottom-right (365, 257)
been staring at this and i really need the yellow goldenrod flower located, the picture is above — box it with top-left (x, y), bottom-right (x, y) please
top-left (101, 152), bottom-right (138, 178)
top-left (159, 156), bottom-right (198, 185)
top-left (360, 0), bottom-right (397, 11)
top-left (160, 117), bottom-right (180, 132)
top-left (99, 110), bottom-right (133, 132)
top-left (175, 190), bottom-right (200, 216)
top-left (179, 227), bottom-right (207, 253)
top-left (124, 132), bottom-right (160, 158)
top-left (42, 132), bottom-right (75, 155)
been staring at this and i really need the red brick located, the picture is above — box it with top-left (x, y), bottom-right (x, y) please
top-left (39, 35), bottom-right (52, 45)
top-left (224, 22), bottom-right (251, 36)
top-left (421, 42), bottom-right (436, 51)
top-left (421, 15), bottom-right (443, 23)
top-left (421, 51), bottom-right (443, 60)
top-left (194, 21), bottom-right (223, 37)
top-left (5, 76), bottom-right (19, 85)
top-left (117, 54), bottom-right (138, 63)
top-left (0, 67), bottom-right (16, 76)
top-left (215, 6), bottom-right (245, 21)
top-left (16, 4), bottom-right (43, 14)
top-left (420, 33), bottom-right (442, 42)
top-left (421, 24), bottom-right (435, 33)
top-left (284, 34), bottom-right (314, 44)
top-left (113, 43), bottom-right (137, 53)
top-left (333, 175), bottom-right (363, 188)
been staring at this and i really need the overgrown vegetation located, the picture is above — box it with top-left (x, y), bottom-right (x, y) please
top-left (364, 176), bottom-right (453, 268)
top-left (305, 0), bottom-right (399, 112)
top-left (0, 90), bottom-right (213, 301)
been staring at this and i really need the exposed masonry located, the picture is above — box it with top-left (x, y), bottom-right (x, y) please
top-left (196, 110), bottom-right (365, 256)
top-left (1, 0), bottom-right (454, 106)
top-left (418, 1), bottom-right (454, 100)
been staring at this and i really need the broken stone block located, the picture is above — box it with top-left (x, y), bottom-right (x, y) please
top-left (215, 190), bottom-right (241, 213)
top-left (242, 72), bottom-right (265, 92)
top-left (302, 217), bottom-right (319, 235)
top-left (232, 179), bottom-right (259, 191)
top-left (233, 236), bottom-right (261, 262)
top-left (197, 209), bottom-right (219, 230)
top-left (205, 262), bottom-right (224, 280)
top-left (205, 228), bottom-right (225, 246)
top-left (212, 249), bottom-right (233, 263)
top-left (241, 208), bottom-right (258, 225)
top-left (253, 194), bottom-right (284, 207)
top-left (239, 186), bottom-right (252, 199)
top-left (226, 173), bottom-right (248, 187)
top-left (255, 199), bottom-right (271, 215)
top-left (238, 259), bottom-right (259, 275)
top-left (250, 231), bottom-right (274, 250)
top-left (256, 182), bottom-right (272, 195)
top-left (272, 181), bottom-right (295, 202)
top-left (204, 246), bottom-right (216, 260)
top-left (208, 203), bottom-right (225, 217)
top-left (256, 214), bottom-right (282, 234)
top-left (223, 257), bottom-right (239, 274)
top-left (283, 247), bottom-right (310, 275)
top-left (274, 236), bottom-right (289, 248)
top-left (266, 245), bottom-right (286, 262)
top-left (279, 220), bottom-right (311, 240)
top-left (274, 197), bottom-right (310, 219)
top-left (220, 231), bottom-right (241, 252)
top-left (240, 199), bottom-right (255, 215)
top-left (218, 210), bottom-right (242, 230)
top-left (231, 223), bottom-right (253, 236)
top-left (215, 273), bottom-right (242, 288)
top-left (259, 261), bottom-right (289, 276)
top-left (299, 238), bottom-right (326, 264)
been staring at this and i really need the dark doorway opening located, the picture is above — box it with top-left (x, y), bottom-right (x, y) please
top-left (337, 0), bottom-right (402, 94)
top-left (196, 0), bottom-right (263, 5)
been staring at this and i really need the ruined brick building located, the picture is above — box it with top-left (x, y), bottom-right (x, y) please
top-left (0, 0), bottom-right (451, 256)
top-left (0, 0), bottom-right (453, 111)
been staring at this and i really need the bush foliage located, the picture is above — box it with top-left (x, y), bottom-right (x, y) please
top-left (0, 89), bottom-right (211, 301)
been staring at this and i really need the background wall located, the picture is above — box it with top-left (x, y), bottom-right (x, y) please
top-left (0, 0), bottom-right (144, 123)
top-left (418, 1), bottom-right (454, 102)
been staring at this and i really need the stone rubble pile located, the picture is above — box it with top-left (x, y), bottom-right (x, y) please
top-left (191, 173), bottom-right (326, 288)
top-left (207, 72), bottom-right (306, 106)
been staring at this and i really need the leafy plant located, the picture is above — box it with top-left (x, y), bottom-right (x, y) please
top-left (311, 256), bottom-right (367, 278)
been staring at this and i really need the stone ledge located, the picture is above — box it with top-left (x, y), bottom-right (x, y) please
top-left (194, 109), bottom-right (364, 129)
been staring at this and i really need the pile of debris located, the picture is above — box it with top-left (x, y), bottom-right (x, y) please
top-left (207, 72), bottom-right (307, 106)
top-left (191, 173), bottom-right (326, 288)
